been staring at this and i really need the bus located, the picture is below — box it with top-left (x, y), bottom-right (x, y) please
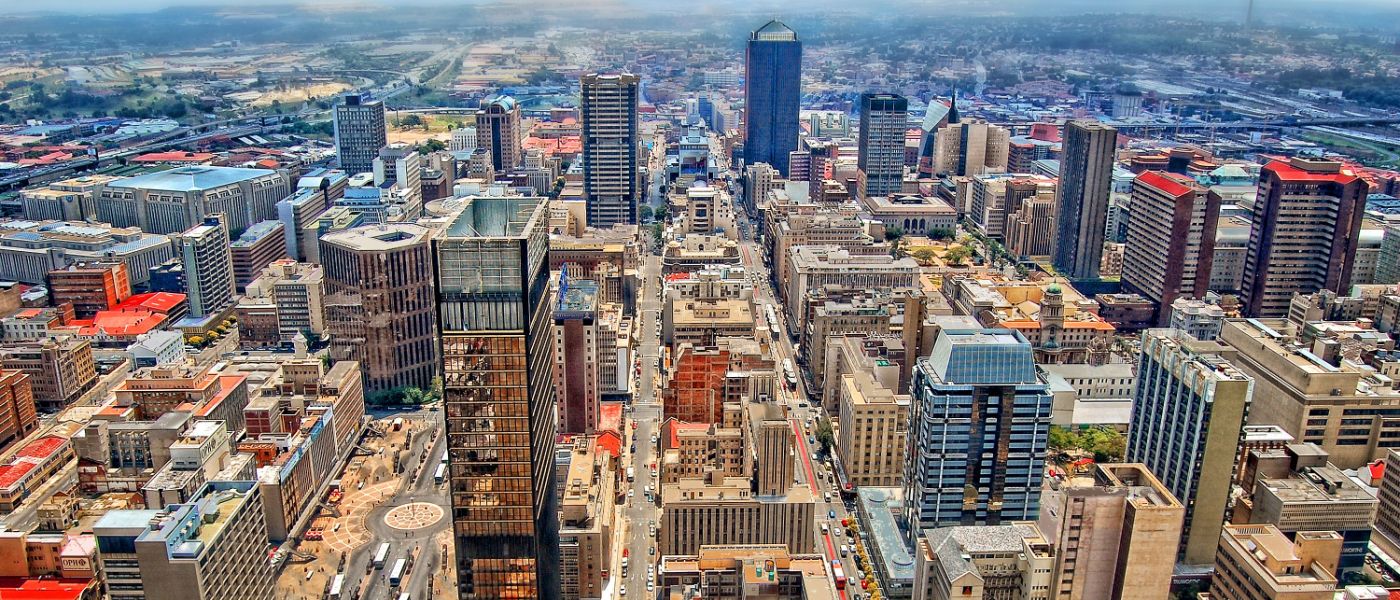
top-left (328, 574), bottom-right (344, 600)
top-left (434, 463), bottom-right (447, 485)
top-left (397, 593), bottom-right (410, 600)
top-left (783, 359), bottom-right (797, 390)
top-left (389, 558), bottom-right (407, 587)
top-left (373, 543), bottom-right (390, 570)
top-left (765, 305), bottom-right (780, 340)
top-left (831, 560), bottom-right (846, 589)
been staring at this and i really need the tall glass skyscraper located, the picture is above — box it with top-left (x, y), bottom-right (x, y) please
top-left (744, 20), bottom-right (802, 176)
top-left (903, 328), bottom-right (1052, 535)
top-left (581, 72), bottom-right (640, 227)
top-left (434, 195), bottom-right (559, 600)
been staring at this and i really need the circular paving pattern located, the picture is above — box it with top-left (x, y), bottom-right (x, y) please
top-left (384, 502), bottom-right (444, 530)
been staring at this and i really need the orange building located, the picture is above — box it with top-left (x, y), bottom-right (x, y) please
top-left (663, 347), bottom-right (730, 424)
top-left (47, 263), bottom-right (131, 319)
top-left (0, 371), bottom-right (37, 456)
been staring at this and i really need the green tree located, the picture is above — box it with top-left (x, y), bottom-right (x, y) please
top-left (816, 418), bottom-right (835, 454)
top-left (401, 114), bottom-right (425, 129)
top-left (884, 226), bottom-right (904, 241)
top-left (944, 245), bottom-right (973, 266)
top-left (638, 205), bottom-right (654, 222)
top-left (1048, 425), bottom-right (1078, 450)
top-left (418, 138), bottom-right (446, 154)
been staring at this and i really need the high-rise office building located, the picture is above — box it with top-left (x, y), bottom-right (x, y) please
top-left (857, 93), bottom-right (909, 199)
top-left (1127, 329), bottom-right (1252, 565)
top-left (932, 119), bottom-right (1010, 177)
top-left (434, 196), bottom-right (558, 600)
top-left (553, 274), bottom-right (599, 435)
top-left (177, 215), bottom-right (236, 319)
top-left (1121, 171), bottom-right (1221, 324)
top-left (334, 93), bottom-right (387, 175)
top-left (744, 20), bottom-right (802, 176)
top-left (320, 224), bottom-right (437, 393)
top-left (477, 96), bottom-right (523, 173)
top-left (904, 328), bottom-right (1052, 533)
top-left (581, 72), bottom-right (641, 227)
top-left (1052, 121), bottom-right (1117, 280)
top-left (1241, 158), bottom-right (1369, 317)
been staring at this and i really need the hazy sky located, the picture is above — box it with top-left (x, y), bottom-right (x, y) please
top-left (6, 0), bottom-right (1400, 23)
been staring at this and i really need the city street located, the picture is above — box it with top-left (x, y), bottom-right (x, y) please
top-left (621, 252), bottom-right (664, 599)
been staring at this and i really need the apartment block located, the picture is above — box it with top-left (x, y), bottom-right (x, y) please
top-left (1121, 171), bottom-right (1220, 324)
top-left (559, 439), bottom-right (616, 600)
top-left (835, 369), bottom-right (908, 487)
top-left (47, 262), bottom-right (131, 318)
top-left (0, 337), bottom-right (96, 411)
top-left (132, 481), bottom-right (276, 600)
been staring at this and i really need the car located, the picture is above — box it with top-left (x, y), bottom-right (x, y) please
top-left (629, 489), bottom-right (635, 499)
top-left (829, 510), bottom-right (837, 519)
top-left (630, 445), bottom-right (637, 453)
top-left (620, 587), bottom-right (627, 597)
top-left (646, 582), bottom-right (654, 592)
top-left (648, 547), bottom-right (655, 556)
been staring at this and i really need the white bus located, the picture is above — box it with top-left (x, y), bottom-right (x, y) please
top-left (328, 574), bottom-right (344, 600)
top-left (373, 543), bottom-right (390, 569)
top-left (434, 463), bottom-right (447, 485)
top-left (783, 359), bottom-right (797, 390)
top-left (389, 558), bottom-right (407, 587)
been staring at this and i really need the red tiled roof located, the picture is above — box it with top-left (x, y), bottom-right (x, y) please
top-left (598, 402), bottom-right (623, 436)
top-left (594, 431), bottom-right (622, 459)
top-left (1136, 170), bottom-right (1196, 197)
top-left (1370, 460), bottom-right (1386, 483)
top-left (14, 436), bottom-right (67, 461)
top-left (130, 151), bottom-right (215, 163)
top-left (0, 462), bottom-right (37, 489)
top-left (0, 577), bottom-right (94, 600)
top-left (74, 310), bottom-right (166, 337)
top-left (195, 375), bottom-right (246, 418)
top-left (113, 292), bottom-right (185, 314)
top-left (1264, 159), bottom-right (1361, 185)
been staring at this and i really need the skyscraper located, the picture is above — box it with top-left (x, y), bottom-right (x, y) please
top-left (1121, 171), bottom-right (1221, 325)
top-left (553, 273), bottom-right (599, 435)
top-left (434, 195), bottom-right (558, 600)
top-left (744, 20), bottom-right (802, 176)
top-left (1127, 329), bottom-right (1252, 565)
top-left (477, 96), bottom-right (523, 173)
top-left (333, 94), bottom-right (387, 175)
top-left (177, 215), bottom-right (236, 319)
top-left (1052, 121), bottom-right (1117, 280)
top-left (903, 328), bottom-right (1052, 533)
top-left (1241, 158), bottom-right (1369, 317)
top-left (932, 119), bottom-right (1010, 177)
top-left (857, 93), bottom-right (908, 199)
top-left (320, 224), bottom-right (438, 393)
top-left (581, 72), bottom-right (641, 227)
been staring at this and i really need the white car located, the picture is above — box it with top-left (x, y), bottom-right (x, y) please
top-left (620, 586), bottom-right (627, 597)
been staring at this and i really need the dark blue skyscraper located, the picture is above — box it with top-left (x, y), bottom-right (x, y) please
top-left (744, 20), bottom-right (802, 176)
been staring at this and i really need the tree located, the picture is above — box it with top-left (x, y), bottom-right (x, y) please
top-left (816, 418), bottom-right (835, 454)
top-left (418, 138), bottom-right (446, 154)
top-left (188, 335), bottom-right (206, 346)
top-left (638, 205), bottom-right (654, 222)
top-left (1048, 426), bottom-right (1077, 450)
top-left (928, 227), bottom-right (955, 241)
top-left (884, 226), bottom-right (904, 241)
top-left (944, 245), bottom-right (973, 266)
top-left (401, 114), bottom-right (425, 129)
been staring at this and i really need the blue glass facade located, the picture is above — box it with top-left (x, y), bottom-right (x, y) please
top-left (744, 21), bottom-right (802, 176)
top-left (903, 329), bottom-right (1051, 534)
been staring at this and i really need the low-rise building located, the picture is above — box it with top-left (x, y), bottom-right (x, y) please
top-left (658, 545), bottom-right (837, 600)
top-left (1209, 525), bottom-right (1340, 600)
top-left (912, 523), bottom-right (1055, 600)
top-left (0, 337), bottom-right (96, 411)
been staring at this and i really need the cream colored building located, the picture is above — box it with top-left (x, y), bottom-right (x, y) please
top-left (658, 545), bottom-right (836, 600)
top-left (932, 120), bottom-right (1009, 177)
top-left (1208, 525), bottom-right (1340, 600)
top-left (913, 523), bottom-right (1055, 600)
top-left (560, 439), bottom-right (616, 600)
top-left (1218, 318), bottom-right (1400, 468)
top-left (836, 369), bottom-right (908, 487)
top-left (665, 298), bottom-right (753, 350)
top-left (1039, 464), bottom-right (1183, 600)
top-left (660, 475), bottom-right (816, 556)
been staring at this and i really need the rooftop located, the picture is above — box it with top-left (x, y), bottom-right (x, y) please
top-left (108, 166), bottom-right (277, 192)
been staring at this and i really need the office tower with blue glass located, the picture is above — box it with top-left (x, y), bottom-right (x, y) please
top-left (744, 20), bottom-right (802, 176)
top-left (1127, 328), bottom-right (1252, 566)
top-left (435, 195), bottom-right (559, 600)
top-left (903, 328), bottom-right (1052, 535)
